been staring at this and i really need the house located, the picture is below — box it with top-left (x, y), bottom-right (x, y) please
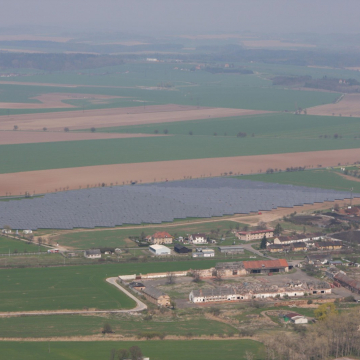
top-left (141, 286), bottom-right (171, 307)
top-left (305, 254), bottom-right (332, 266)
top-left (284, 312), bottom-right (308, 324)
top-left (291, 242), bottom-right (307, 252)
top-left (174, 244), bottom-right (192, 254)
top-left (84, 249), bottom-right (101, 259)
top-left (189, 233), bottom-right (207, 244)
top-left (334, 272), bottom-right (360, 294)
top-left (243, 259), bottom-right (289, 274)
top-left (315, 241), bottom-right (343, 250)
top-left (23, 230), bottom-right (32, 234)
top-left (1, 229), bottom-right (12, 234)
top-left (149, 244), bottom-right (171, 256)
top-left (218, 245), bottom-right (244, 254)
top-left (235, 229), bottom-right (273, 241)
top-left (192, 248), bottom-right (215, 258)
top-left (150, 231), bottom-right (173, 245)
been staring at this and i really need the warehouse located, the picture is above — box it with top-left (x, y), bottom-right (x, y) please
top-left (218, 245), bottom-right (244, 254)
top-left (174, 244), bottom-right (192, 254)
top-left (149, 244), bottom-right (171, 256)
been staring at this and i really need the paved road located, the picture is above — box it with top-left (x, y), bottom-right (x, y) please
top-left (0, 277), bottom-right (147, 317)
top-left (241, 243), bottom-right (275, 260)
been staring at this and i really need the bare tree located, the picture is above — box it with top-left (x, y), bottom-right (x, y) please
top-left (43, 127), bottom-right (47, 131)
top-left (13, 125), bottom-right (18, 130)
top-left (64, 127), bottom-right (70, 132)
top-left (166, 272), bottom-right (175, 285)
top-left (245, 351), bottom-right (255, 360)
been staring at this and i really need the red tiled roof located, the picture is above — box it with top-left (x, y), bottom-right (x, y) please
top-left (243, 259), bottom-right (289, 270)
top-left (153, 231), bottom-right (172, 238)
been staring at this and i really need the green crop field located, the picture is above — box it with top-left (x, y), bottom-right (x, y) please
top-left (96, 112), bottom-right (360, 139)
top-left (0, 62), bottom-right (339, 117)
top-left (0, 315), bottom-right (235, 338)
top-left (56, 220), bottom-right (242, 249)
top-left (0, 260), bottom-right (235, 312)
top-left (1, 135), bottom-right (360, 174)
top-left (0, 340), bottom-right (264, 360)
top-left (0, 236), bottom-right (45, 253)
top-left (239, 169), bottom-right (360, 193)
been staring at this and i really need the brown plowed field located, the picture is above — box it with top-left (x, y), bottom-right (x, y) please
top-left (1, 148), bottom-right (359, 196)
top-left (0, 131), bottom-right (163, 145)
top-left (307, 94), bottom-right (360, 117)
top-left (0, 93), bottom-right (125, 109)
top-left (0, 105), bottom-right (270, 131)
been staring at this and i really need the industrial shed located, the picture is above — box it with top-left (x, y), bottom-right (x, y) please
top-left (218, 245), bottom-right (244, 254)
top-left (149, 244), bottom-right (171, 256)
top-left (334, 273), bottom-right (360, 294)
top-left (174, 244), bottom-right (192, 254)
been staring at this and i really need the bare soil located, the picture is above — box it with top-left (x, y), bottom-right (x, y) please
top-left (0, 93), bottom-right (125, 109)
top-left (307, 94), bottom-right (360, 117)
top-left (0, 131), bottom-right (163, 145)
top-left (0, 105), bottom-right (270, 131)
top-left (1, 148), bottom-right (359, 196)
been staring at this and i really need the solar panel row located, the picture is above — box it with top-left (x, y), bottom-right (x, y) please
top-left (0, 178), bottom-right (356, 230)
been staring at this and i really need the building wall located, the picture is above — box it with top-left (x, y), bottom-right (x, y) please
top-left (236, 231), bottom-right (273, 241)
top-left (152, 237), bottom-right (173, 245)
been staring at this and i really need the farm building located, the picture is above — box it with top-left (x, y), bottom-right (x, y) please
top-left (84, 249), bottom-right (101, 259)
top-left (129, 282), bottom-right (145, 291)
top-left (189, 233), bottom-right (207, 244)
top-left (234, 229), bottom-right (273, 241)
top-left (174, 244), bottom-right (192, 254)
top-left (141, 286), bottom-right (171, 307)
top-left (215, 261), bottom-right (246, 276)
top-left (305, 254), bottom-right (332, 266)
top-left (192, 248), bottom-right (215, 258)
top-left (23, 230), bottom-right (32, 234)
top-left (283, 312), bottom-right (308, 324)
top-left (267, 244), bottom-right (288, 253)
top-left (273, 233), bottom-right (322, 245)
top-left (1, 229), bottom-right (11, 234)
top-left (189, 281), bottom-right (330, 303)
top-left (291, 242), bottom-right (307, 252)
top-left (243, 259), bottom-right (289, 274)
top-left (149, 244), bottom-right (171, 256)
top-left (334, 272), bottom-right (360, 294)
top-left (218, 245), bottom-right (244, 254)
top-left (149, 231), bottom-right (173, 245)
top-left (315, 240), bottom-right (343, 250)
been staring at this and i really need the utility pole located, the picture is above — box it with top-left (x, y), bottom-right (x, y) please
top-left (350, 187), bottom-right (353, 207)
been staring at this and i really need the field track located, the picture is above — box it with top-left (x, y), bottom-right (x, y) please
top-left (1, 148), bottom-right (359, 196)
top-left (307, 94), bottom-right (360, 117)
top-left (0, 131), bottom-right (164, 145)
top-left (0, 105), bottom-right (270, 131)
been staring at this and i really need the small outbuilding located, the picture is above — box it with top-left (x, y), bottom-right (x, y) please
top-left (284, 312), bottom-right (308, 324)
top-left (218, 245), bottom-right (244, 254)
top-left (174, 244), bottom-right (192, 254)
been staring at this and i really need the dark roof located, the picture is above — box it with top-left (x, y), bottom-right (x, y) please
top-left (191, 233), bottom-right (206, 238)
top-left (85, 249), bottom-right (101, 255)
top-left (334, 273), bottom-right (360, 290)
top-left (142, 285), bottom-right (167, 299)
top-left (292, 242), bottom-right (307, 248)
top-left (237, 229), bottom-right (273, 235)
top-left (174, 244), bottom-right (191, 252)
top-left (316, 241), bottom-right (342, 247)
top-left (218, 246), bottom-right (244, 251)
top-left (267, 244), bottom-right (284, 249)
top-left (129, 282), bottom-right (145, 288)
top-left (285, 312), bottom-right (302, 319)
top-left (307, 254), bottom-right (332, 261)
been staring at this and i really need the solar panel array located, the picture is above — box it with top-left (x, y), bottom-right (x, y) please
top-left (0, 178), bottom-right (357, 230)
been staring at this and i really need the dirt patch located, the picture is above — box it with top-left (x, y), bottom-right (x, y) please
top-left (307, 94), bottom-right (360, 117)
top-left (0, 105), bottom-right (270, 131)
top-left (0, 131), bottom-right (164, 145)
top-left (1, 148), bottom-right (360, 196)
top-left (0, 93), bottom-right (125, 109)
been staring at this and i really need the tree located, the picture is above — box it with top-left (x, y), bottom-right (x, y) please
top-left (242, 224), bottom-right (249, 231)
top-left (192, 270), bottom-right (201, 283)
top-left (117, 349), bottom-right (129, 360)
top-left (102, 323), bottom-right (114, 334)
top-left (43, 127), bottom-right (47, 131)
top-left (129, 345), bottom-right (143, 360)
top-left (166, 272), bottom-right (175, 285)
top-left (260, 235), bottom-right (267, 249)
top-left (257, 221), bottom-right (267, 230)
top-left (273, 223), bottom-right (283, 236)
top-left (314, 302), bottom-right (337, 321)
top-left (334, 203), bottom-right (340, 212)
top-left (90, 127), bottom-right (96, 132)
top-left (163, 129), bottom-right (168, 134)
top-left (13, 125), bottom-right (18, 130)
top-left (64, 127), bottom-right (70, 132)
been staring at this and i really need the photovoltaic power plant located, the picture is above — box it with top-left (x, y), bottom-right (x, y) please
top-left (0, 178), bottom-right (357, 230)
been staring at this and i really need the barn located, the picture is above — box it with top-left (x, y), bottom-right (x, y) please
top-left (243, 259), bottom-right (289, 274)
